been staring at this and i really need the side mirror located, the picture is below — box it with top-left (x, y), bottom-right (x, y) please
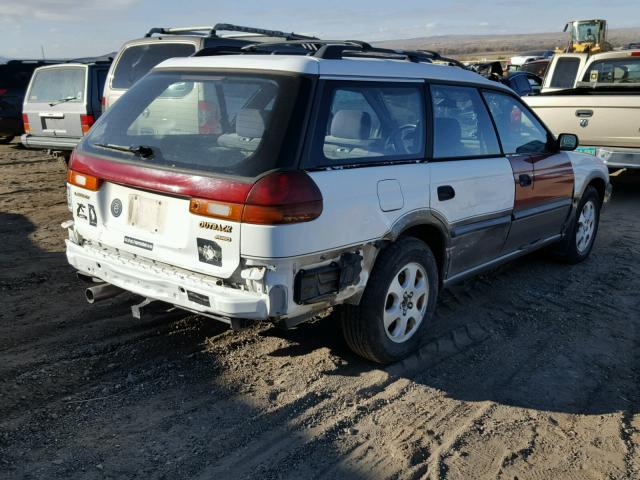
top-left (558, 133), bottom-right (578, 151)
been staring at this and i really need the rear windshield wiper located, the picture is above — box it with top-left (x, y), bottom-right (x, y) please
top-left (94, 143), bottom-right (155, 158)
top-left (49, 96), bottom-right (77, 107)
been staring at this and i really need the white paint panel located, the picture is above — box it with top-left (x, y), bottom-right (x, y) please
top-left (241, 163), bottom-right (430, 258)
top-left (566, 151), bottom-right (609, 198)
top-left (429, 157), bottom-right (515, 223)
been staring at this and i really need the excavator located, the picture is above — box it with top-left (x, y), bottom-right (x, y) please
top-left (558, 19), bottom-right (612, 54)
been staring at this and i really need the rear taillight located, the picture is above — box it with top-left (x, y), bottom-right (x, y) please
top-left (22, 114), bottom-right (30, 134)
top-left (189, 171), bottom-right (323, 225)
top-left (0, 88), bottom-right (7, 96)
top-left (101, 96), bottom-right (106, 112)
top-left (80, 114), bottom-right (95, 135)
top-left (67, 164), bottom-right (102, 191)
top-left (632, 51), bottom-right (640, 57)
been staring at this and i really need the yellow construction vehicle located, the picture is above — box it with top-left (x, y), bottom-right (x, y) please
top-left (558, 19), bottom-right (611, 54)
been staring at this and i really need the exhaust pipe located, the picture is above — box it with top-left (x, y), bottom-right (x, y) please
top-left (85, 283), bottom-right (124, 304)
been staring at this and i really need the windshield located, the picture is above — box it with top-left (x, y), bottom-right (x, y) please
top-left (111, 43), bottom-right (197, 89)
top-left (572, 22), bottom-right (601, 43)
top-left (82, 71), bottom-right (310, 178)
top-left (27, 67), bottom-right (85, 103)
top-left (583, 57), bottom-right (640, 84)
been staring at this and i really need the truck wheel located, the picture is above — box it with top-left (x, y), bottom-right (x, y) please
top-left (0, 136), bottom-right (14, 144)
top-left (341, 237), bottom-right (438, 364)
top-left (555, 186), bottom-right (601, 264)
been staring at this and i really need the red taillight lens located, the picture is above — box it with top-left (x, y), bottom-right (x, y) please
top-left (101, 96), bottom-right (106, 109)
top-left (242, 171), bottom-right (323, 225)
top-left (188, 171), bottom-right (323, 225)
top-left (632, 51), bottom-right (640, 57)
top-left (80, 114), bottom-right (95, 135)
top-left (0, 88), bottom-right (7, 96)
top-left (22, 114), bottom-right (30, 134)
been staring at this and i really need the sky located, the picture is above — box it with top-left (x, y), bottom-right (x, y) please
top-left (0, 0), bottom-right (639, 59)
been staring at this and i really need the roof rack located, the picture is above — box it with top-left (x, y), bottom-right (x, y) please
top-left (211, 23), bottom-right (317, 41)
top-left (240, 40), bottom-right (466, 68)
top-left (144, 23), bottom-right (317, 41)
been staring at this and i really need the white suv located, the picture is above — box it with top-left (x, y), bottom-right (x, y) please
top-left (64, 43), bottom-right (611, 363)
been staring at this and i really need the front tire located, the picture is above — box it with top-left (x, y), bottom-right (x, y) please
top-left (555, 186), bottom-right (601, 264)
top-left (341, 237), bottom-right (439, 364)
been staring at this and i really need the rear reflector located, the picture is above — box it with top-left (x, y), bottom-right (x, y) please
top-left (67, 168), bottom-right (102, 191)
top-left (22, 114), bottom-right (30, 134)
top-left (80, 114), bottom-right (95, 135)
top-left (0, 88), bottom-right (7, 96)
top-left (101, 96), bottom-right (106, 112)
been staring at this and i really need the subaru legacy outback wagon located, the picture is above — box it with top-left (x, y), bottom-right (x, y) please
top-left (65, 43), bottom-right (611, 363)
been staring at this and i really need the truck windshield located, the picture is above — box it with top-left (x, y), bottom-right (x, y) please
top-left (81, 71), bottom-right (310, 178)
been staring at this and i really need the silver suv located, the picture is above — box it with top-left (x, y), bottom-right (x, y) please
top-left (102, 23), bottom-right (316, 111)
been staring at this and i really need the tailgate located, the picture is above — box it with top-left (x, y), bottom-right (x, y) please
top-left (526, 95), bottom-right (640, 148)
top-left (68, 182), bottom-right (240, 279)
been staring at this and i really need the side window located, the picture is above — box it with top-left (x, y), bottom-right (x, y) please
top-left (483, 91), bottom-right (550, 155)
top-left (311, 82), bottom-right (425, 165)
top-left (431, 84), bottom-right (500, 159)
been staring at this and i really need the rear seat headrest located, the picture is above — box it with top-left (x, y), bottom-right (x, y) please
top-left (330, 110), bottom-right (371, 140)
top-left (236, 109), bottom-right (265, 139)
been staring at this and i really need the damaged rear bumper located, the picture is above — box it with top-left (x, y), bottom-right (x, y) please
top-left (65, 240), bottom-right (270, 321)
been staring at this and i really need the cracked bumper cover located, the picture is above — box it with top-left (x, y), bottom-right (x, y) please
top-left (66, 240), bottom-right (270, 320)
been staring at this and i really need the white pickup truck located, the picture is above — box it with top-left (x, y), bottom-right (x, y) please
top-left (526, 50), bottom-right (640, 170)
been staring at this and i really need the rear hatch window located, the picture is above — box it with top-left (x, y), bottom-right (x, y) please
top-left (111, 43), bottom-right (197, 89)
top-left (27, 67), bottom-right (86, 104)
top-left (82, 71), bottom-right (310, 178)
top-left (550, 57), bottom-right (581, 89)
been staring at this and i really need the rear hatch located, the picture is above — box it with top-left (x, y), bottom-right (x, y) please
top-left (69, 67), bottom-right (312, 279)
top-left (105, 41), bottom-right (198, 110)
top-left (24, 65), bottom-right (88, 138)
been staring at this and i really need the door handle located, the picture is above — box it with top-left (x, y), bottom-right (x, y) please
top-left (519, 174), bottom-right (532, 187)
top-left (575, 109), bottom-right (593, 118)
top-left (437, 185), bottom-right (455, 201)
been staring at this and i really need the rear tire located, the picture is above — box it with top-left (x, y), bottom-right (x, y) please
top-left (554, 186), bottom-right (601, 264)
top-left (0, 136), bottom-right (14, 144)
top-left (341, 237), bottom-right (438, 364)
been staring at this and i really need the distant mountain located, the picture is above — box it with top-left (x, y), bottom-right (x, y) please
top-left (375, 27), bottom-right (640, 59)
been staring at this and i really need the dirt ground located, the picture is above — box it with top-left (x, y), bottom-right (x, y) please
top-left (0, 141), bottom-right (639, 480)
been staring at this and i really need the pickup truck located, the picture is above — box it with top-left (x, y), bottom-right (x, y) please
top-left (526, 50), bottom-right (640, 170)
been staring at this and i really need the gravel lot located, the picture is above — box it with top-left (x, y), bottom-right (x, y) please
top-left (1, 141), bottom-right (639, 479)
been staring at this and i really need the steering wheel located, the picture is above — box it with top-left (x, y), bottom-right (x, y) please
top-left (385, 123), bottom-right (418, 154)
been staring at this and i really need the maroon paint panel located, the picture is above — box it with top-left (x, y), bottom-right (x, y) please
top-left (69, 151), bottom-right (253, 203)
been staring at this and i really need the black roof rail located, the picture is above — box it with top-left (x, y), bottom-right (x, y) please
top-left (145, 26), bottom-right (215, 37)
top-left (240, 40), bottom-right (369, 55)
top-left (192, 45), bottom-right (248, 57)
top-left (211, 23), bottom-right (317, 40)
top-left (6, 59), bottom-right (65, 65)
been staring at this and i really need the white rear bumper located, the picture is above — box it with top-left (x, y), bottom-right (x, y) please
top-left (66, 240), bottom-right (269, 320)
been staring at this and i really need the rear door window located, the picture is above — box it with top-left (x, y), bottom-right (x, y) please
top-left (27, 67), bottom-right (85, 103)
top-left (0, 65), bottom-right (38, 90)
top-left (483, 91), bottom-right (550, 155)
top-left (550, 57), bottom-right (581, 88)
top-left (111, 43), bottom-right (196, 89)
top-left (309, 81), bottom-right (426, 166)
top-left (431, 84), bottom-right (500, 159)
top-left (583, 57), bottom-right (640, 83)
